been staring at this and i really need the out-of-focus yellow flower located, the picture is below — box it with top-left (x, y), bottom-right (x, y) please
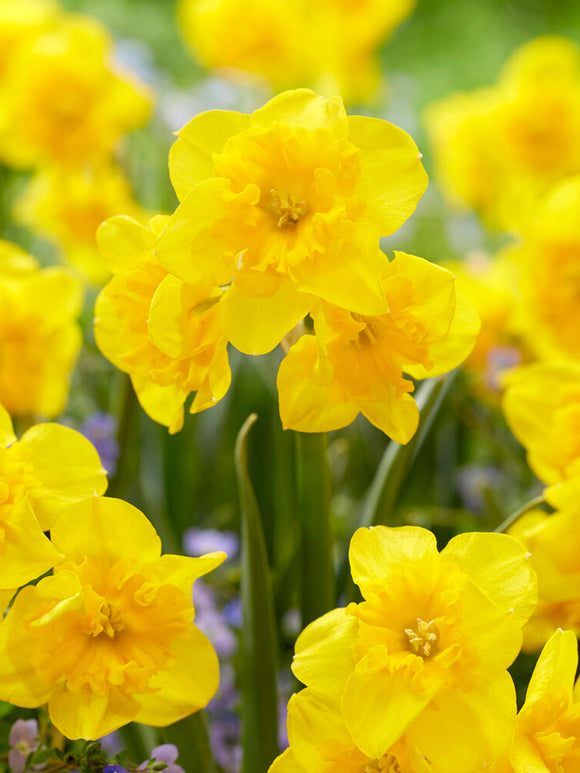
top-left (292, 525), bottom-right (536, 762)
top-left (508, 176), bottom-right (580, 362)
top-left (0, 496), bottom-right (225, 739)
top-left (0, 242), bottom-right (84, 418)
top-left (445, 252), bottom-right (529, 398)
top-left (0, 15), bottom-right (153, 168)
top-left (177, 0), bottom-right (415, 103)
top-left (0, 402), bottom-right (107, 589)
top-left (511, 628), bottom-right (580, 771)
top-left (14, 162), bottom-right (145, 285)
top-left (272, 684), bottom-right (516, 773)
top-left (502, 362), bottom-right (580, 485)
top-left (277, 251), bottom-right (480, 441)
top-left (0, 0), bottom-right (59, 82)
top-left (425, 36), bottom-right (580, 228)
top-left (158, 89), bottom-right (427, 356)
top-left (95, 215), bottom-right (231, 433)
top-left (510, 479), bottom-right (580, 651)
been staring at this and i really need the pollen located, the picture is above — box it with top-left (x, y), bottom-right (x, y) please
top-left (269, 188), bottom-right (306, 227)
top-left (404, 617), bottom-right (439, 658)
top-left (365, 753), bottom-right (402, 773)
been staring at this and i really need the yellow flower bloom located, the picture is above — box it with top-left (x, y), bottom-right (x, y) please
top-left (14, 162), bottom-right (145, 285)
top-left (0, 15), bottom-right (153, 168)
top-left (292, 526), bottom-right (536, 760)
top-left (0, 402), bottom-right (107, 589)
top-left (95, 215), bottom-right (231, 433)
top-left (177, 0), bottom-right (415, 103)
top-left (508, 176), bottom-right (580, 362)
top-left (502, 362), bottom-right (580, 485)
top-left (0, 243), bottom-right (84, 418)
top-left (509, 479), bottom-right (580, 651)
top-left (511, 628), bottom-right (580, 771)
top-left (0, 0), bottom-right (59, 83)
top-left (425, 36), bottom-right (580, 228)
top-left (158, 89), bottom-right (427, 355)
top-left (277, 252), bottom-right (480, 441)
top-left (0, 496), bottom-right (225, 739)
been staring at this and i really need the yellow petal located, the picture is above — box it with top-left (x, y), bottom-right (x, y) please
top-left (251, 89), bottom-right (348, 137)
top-left (220, 278), bottom-right (314, 355)
top-left (169, 109), bottom-right (251, 201)
top-left (277, 335), bottom-right (359, 433)
top-left (131, 373), bottom-right (187, 435)
top-left (292, 608), bottom-right (358, 696)
top-left (524, 628), bottom-right (577, 705)
top-left (358, 388), bottom-right (419, 444)
top-left (50, 497), bottom-right (161, 566)
top-left (347, 114), bottom-right (428, 235)
top-left (268, 748), bottom-right (304, 773)
top-left (97, 215), bottom-right (155, 273)
top-left (0, 404), bottom-right (15, 447)
top-left (342, 646), bottom-right (440, 758)
top-left (190, 341), bottom-right (232, 414)
top-left (49, 686), bottom-right (140, 740)
top-left (349, 526), bottom-right (438, 591)
top-left (135, 625), bottom-right (219, 726)
top-left (20, 422), bottom-right (108, 530)
top-left (153, 553), bottom-right (226, 601)
top-left (442, 531), bottom-right (538, 626)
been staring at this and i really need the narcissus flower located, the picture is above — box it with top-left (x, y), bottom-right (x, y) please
top-left (272, 682), bottom-right (516, 773)
top-left (277, 251), bottom-right (480, 441)
top-left (0, 0), bottom-right (58, 83)
top-left (511, 628), bottom-right (580, 771)
top-left (95, 215), bottom-right (231, 433)
top-left (502, 362), bottom-right (580, 484)
top-left (157, 89), bottom-right (428, 355)
top-left (177, 0), bottom-right (415, 103)
top-left (14, 162), bottom-right (145, 285)
top-left (0, 497), bottom-right (225, 739)
top-left (425, 36), bottom-right (580, 228)
top-left (0, 242), bottom-right (83, 418)
top-left (0, 402), bottom-right (107, 589)
top-left (292, 526), bottom-right (536, 760)
top-left (0, 15), bottom-right (153, 168)
top-left (509, 478), bottom-right (580, 651)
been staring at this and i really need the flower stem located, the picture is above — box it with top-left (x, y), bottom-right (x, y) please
top-left (494, 494), bottom-right (546, 533)
top-left (294, 431), bottom-right (334, 626)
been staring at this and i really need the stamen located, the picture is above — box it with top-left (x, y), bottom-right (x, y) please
top-left (269, 188), bottom-right (305, 227)
top-left (404, 617), bottom-right (438, 658)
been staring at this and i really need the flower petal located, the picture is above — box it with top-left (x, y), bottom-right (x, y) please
top-left (49, 687), bottom-right (140, 740)
top-left (251, 90), bottom-right (348, 136)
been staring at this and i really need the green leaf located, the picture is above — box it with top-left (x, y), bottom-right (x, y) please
top-left (235, 414), bottom-right (279, 773)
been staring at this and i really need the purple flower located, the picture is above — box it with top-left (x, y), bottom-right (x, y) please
top-left (9, 719), bottom-right (39, 773)
top-left (210, 713), bottom-right (242, 773)
top-left (103, 766), bottom-right (128, 773)
top-left (139, 744), bottom-right (184, 773)
top-left (183, 528), bottom-right (239, 560)
top-left (81, 412), bottom-right (119, 476)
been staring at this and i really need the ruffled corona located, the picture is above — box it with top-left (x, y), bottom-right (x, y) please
top-left (0, 497), bottom-right (225, 739)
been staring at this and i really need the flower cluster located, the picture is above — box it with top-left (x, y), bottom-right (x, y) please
top-left (95, 89), bottom-right (479, 439)
top-left (0, 0), bottom-right (153, 283)
top-left (177, 0), bottom-right (415, 103)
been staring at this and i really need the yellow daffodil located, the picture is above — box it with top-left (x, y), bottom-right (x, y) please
top-left (502, 362), bottom-right (580, 485)
top-left (509, 479), bottom-right (580, 651)
top-left (14, 162), bottom-right (145, 285)
top-left (277, 252), bottom-right (480, 441)
top-left (0, 243), bottom-right (83, 418)
top-left (0, 0), bottom-right (59, 83)
top-left (425, 36), bottom-right (580, 228)
top-left (511, 628), bottom-right (580, 771)
top-left (157, 89), bottom-right (427, 355)
top-left (508, 176), bottom-right (580, 362)
top-left (292, 525), bottom-right (536, 761)
top-left (0, 496), bottom-right (225, 739)
top-left (95, 215), bottom-right (231, 433)
top-left (177, 0), bottom-right (415, 103)
top-left (0, 402), bottom-right (107, 589)
top-left (0, 15), bottom-right (153, 168)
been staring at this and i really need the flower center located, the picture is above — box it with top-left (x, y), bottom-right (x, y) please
top-left (351, 312), bottom-right (385, 347)
top-left (365, 754), bottom-right (402, 773)
top-left (404, 617), bottom-right (438, 658)
top-left (269, 188), bottom-right (306, 227)
top-left (98, 602), bottom-right (126, 638)
top-left (0, 446), bottom-right (38, 509)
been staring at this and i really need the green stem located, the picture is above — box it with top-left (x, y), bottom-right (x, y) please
top-left (120, 722), bottom-right (157, 765)
top-left (294, 431), bottom-right (333, 627)
top-left (164, 711), bottom-right (215, 773)
top-left (108, 374), bottom-right (138, 498)
top-left (494, 494), bottom-right (546, 534)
